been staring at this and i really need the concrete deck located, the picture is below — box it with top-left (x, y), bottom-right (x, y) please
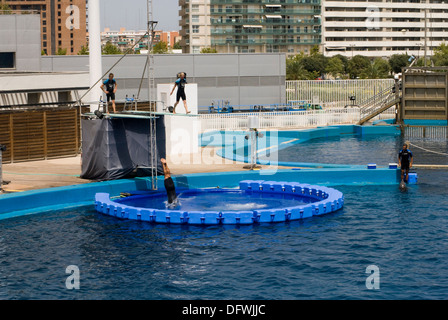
top-left (0, 149), bottom-right (280, 193)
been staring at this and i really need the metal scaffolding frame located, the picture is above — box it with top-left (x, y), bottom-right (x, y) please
top-left (147, 0), bottom-right (158, 190)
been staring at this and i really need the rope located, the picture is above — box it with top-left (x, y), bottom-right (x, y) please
top-left (76, 31), bottom-right (150, 104)
top-left (409, 142), bottom-right (448, 156)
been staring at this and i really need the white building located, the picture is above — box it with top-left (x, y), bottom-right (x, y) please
top-left (322, 0), bottom-right (448, 58)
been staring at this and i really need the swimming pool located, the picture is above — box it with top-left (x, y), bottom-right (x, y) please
top-left (261, 134), bottom-right (448, 167)
top-left (1, 169), bottom-right (447, 299)
top-left (95, 181), bottom-right (344, 224)
top-left (1, 124), bottom-right (447, 299)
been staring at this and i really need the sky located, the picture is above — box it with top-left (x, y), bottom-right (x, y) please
top-left (99, 0), bottom-right (180, 32)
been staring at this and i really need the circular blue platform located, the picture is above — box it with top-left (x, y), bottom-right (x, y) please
top-left (94, 180), bottom-right (344, 225)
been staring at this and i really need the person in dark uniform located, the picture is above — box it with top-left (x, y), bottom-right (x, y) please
top-left (398, 143), bottom-right (413, 183)
top-left (160, 158), bottom-right (177, 206)
top-left (170, 72), bottom-right (190, 114)
top-left (100, 73), bottom-right (118, 113)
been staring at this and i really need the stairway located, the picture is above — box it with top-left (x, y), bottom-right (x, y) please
top-left (357, 85), bottom-right (401, 125)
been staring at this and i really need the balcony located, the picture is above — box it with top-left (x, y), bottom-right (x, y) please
top-left (210, 37), bottom-right (320, 46)
top-left (210, 8), bottom-right (321, 15)
top-left (211, 17), bottom-right (320, 25)
top-left (211, 0), bottom-right (321, 5)
top-left (211, 28), bottom-right (321, 36)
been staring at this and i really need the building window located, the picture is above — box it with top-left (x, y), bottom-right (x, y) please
top-left (192, 25), bottom-right (200, 33)
top-left (192, 15), bottom-right (199, 23)
top-left (0, 52), bottom-right (15, 69)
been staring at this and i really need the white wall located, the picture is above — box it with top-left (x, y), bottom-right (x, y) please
top-left (157, 83), bottom-right (198, 114)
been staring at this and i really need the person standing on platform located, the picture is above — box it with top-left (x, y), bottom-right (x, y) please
top-left (101, 73), bottom-right (118, 113)
top-left (398, 143), bottom-right (413, 183)
top-left (170, 72), bottom-right (191, 114)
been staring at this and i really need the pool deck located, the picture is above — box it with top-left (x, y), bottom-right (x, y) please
top-left (0, 150), bottom-right (283, 193)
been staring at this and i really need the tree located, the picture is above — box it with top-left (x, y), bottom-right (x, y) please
top-left (77, 45), bottom-right (89, 55)
top-left (347, 55), bottom-right (370, 79)
top-left (334, 54), bottom-right (349, 75)
top-left (286, 52), bottom-right (313, 80)
top-left (432, 43), bottom-right (448, 66)
top-left (153, 41), bottom-right (169, 54)
top-left (0, 2), bottom-right (12, 14)
top-left (102, 41), bottom-right (122, 55)
top-left (326, 56), bottom-right (345, 78)
top-left (173, 41), bottom-right (181, 50)
top-left (389, 54), bottom-right (410, 73)
top-left (56, 48), bottom-right (67, 55)
top-left (200, 47), bottom-right (218, 53)
top-left (301, 54), bottom-right (328, 78)
top-left (360, 58), bottom-right (391, 79)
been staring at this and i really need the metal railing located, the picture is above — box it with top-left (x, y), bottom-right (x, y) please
top-left (286, 79), bottom-right (394, 109)
top-left (198, 108), bottom-right (362, 131)
top-left (358, 86), bottom-right (398, 119)
top-left (403, 126), bottom-right (448, 140)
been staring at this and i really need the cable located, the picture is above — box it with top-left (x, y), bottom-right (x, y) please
top-left (76, 30), bottom-right (150, 104)
top-left (409, 142), bottom-right (448, 156)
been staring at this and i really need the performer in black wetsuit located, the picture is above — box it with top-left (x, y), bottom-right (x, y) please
top-left (100, 73), bottom-right (118, 113)
top-left (169, 72), bottom-right (190, 114)
top-left (398, 143), bottom-right (413, 183)
top-left (160, 158), bottom-right (177, 206)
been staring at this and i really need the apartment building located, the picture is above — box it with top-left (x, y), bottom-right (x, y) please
top-left (179, 0), bottom-right (322, 54)
top-left (322, 0), bottom-right (448, 58)
top-left (4, 0), bottom-right (87, 55)
top-left (101, 28), bottom-right (180, 52)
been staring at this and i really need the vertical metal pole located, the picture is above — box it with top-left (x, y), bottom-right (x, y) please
top-left (147, 0), bottom-right (158, 190)
top-left (0, 145), bottom-right (5, 193)
top-left (88, 0), bottom-right (103, 111)
top-left (424, 4), bottom-right (428, 67)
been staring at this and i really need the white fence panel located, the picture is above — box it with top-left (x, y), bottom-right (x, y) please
top-left (199, 108), bottom-right (363, 131)
top-left (286, 79), bottom-right (394, 108)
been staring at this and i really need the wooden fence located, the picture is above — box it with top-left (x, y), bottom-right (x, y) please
top-left (0, 107), bottom-right (82, 163)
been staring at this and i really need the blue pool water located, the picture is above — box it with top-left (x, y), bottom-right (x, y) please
top-left (116, 189), bottom-right (313, 211)
top-left (1, 169), bottom-right (447, 300)
top-left (259, 134), bottom-right (448, 166)
top-left (1, 131), bottom-right (448, 299)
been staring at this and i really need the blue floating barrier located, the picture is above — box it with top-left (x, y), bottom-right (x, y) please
top-left (250, 180), bottom-right (264, 191)
top-left (261, 181), bottom-right (276, 192)
top-left (239, 180), bottom-right (252, 190)
top-left (94, 180), bottom-right (344, 225)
